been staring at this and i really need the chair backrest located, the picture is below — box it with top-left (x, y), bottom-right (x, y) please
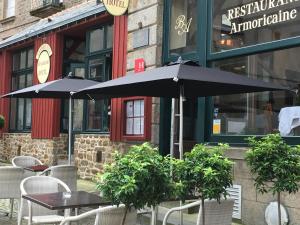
top-left (197, 199), bottom-right (234, 225)
top-left (48, 165), bottom-right (77, 191)
top-left (20, 176), bottom-right (71, 217)
top-left (97, 205), bottom-right (137, 225)
top-left (12, 156), bottom-right (42, 168)
top-left (0, 166), bottom-right (24, 199)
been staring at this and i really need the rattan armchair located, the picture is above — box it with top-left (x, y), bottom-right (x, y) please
top-left (0, 166), bottom-right (24, 218)
top-left (162, 199), bottom-right (234, 225)
top-left (18, 176), bottom-right (71, 225)
top-left (12, 156), bottom-right (43, 177)
top-left (39, 165), bottom-right (77, 191)
top-left (59, 205), bottom-right (137, 225)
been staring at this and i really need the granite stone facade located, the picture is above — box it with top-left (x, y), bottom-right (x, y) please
top-left (74, 134), bottom-right (130, 179)
top-left (227, 148), bottom-right (300, 225)
top-left (0, 133), bottom-right (68, 165)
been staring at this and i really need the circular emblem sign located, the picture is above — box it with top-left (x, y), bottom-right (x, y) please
top-left (102, 0), bottom-right (129, 16)
top-left (36, 44), bottom-right (52, 84)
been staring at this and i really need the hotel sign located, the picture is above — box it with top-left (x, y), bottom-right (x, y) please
top-left (36, 44), bottom-right (52, 84)
top-left (102, 0), bottom-right (129, 16)
top-left (228, 0), bottom-right (299, 34)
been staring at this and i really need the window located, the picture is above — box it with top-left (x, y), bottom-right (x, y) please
top-left (125, 99), bottom-right (145, 135)
top-left (211, 47), bottom-right (300, 136)
top-left (61, 24), bottom-right (113, 133)
top-left (168, 0), bottom-right (197, 56)
top-left (0, 0), bottom-right (15, 19)
top-left (212, 0), bottom-right (300, 52)
top-left (10, 48), bottom-right (34, 131)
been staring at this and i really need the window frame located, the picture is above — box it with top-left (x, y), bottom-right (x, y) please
top-left (9, 47), bottom-right (34, 132)
top-left (121, 97), bottom-right (152, 142)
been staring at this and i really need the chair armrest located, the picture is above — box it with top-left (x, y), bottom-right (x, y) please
top-left (59, 207), bottom-right (102, 225)
top-left (162, 200), bottom-right (202, 225)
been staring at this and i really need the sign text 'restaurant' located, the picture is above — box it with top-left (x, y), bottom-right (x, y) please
top-left (228, 0), bottom-right (299, 34)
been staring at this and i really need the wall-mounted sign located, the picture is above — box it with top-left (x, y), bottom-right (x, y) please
top-left (227, 0), bottom-right (299, 34)
top-left (134, 58), bottom-right (145, 73)
top-left (36, 44), bottom-right (52, 84)
top-left (102, 0), bottom-right (129, 16)
top-left (175, 15), bottom-right (192, 35)
top-left (133, 28), bottom-right (149, 49)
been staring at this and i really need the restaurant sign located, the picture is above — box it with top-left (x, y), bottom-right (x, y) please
top-left (228, 0), bottom-right (299, 34)
top-left (36, 44), bottom-right (52, 84)
top-left (102, 0), bottom-right (129, 16)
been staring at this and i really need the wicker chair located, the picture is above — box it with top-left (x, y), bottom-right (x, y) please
top-left (59, 205), bottom-right (137, 225)
top-left (18, 176), bottom-right (71, 225)
top-left (162, 199), bottom-right (234, 225)
top-left (40, 165), bottom-right (77, 191)
top-left (12, 156), bottom-right (43, 177)
top-left (0, 166), bottom-right (24, 218)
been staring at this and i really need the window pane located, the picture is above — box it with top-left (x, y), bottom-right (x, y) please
top-left (134, 100), bottom-right (141, 117)
top-left (27, 49), bottom-right (34, 68)
top-left (73, 99), bottom-right (83, 130)
top-left (212, 46), bottom-right (300, 136)
top-left (19, 74), bottom-right (26, 89)
top-left (10, 98), bottom-right (17, 130)
top-left (25, 99), bottom-right (32, 129)
top-left (212, 0), bottom-right (300, 52)
top-left (89, 28), bottom-right (104, 53)
top-left (125, 99), bottom-right (145, 136)
top-left (89, 59), bottom-right (104, 81)
top-left (20, 50), bottom-right (26, 70)
top-left (87, 100), bottom-right (103, 130)
top-left (13, 53), bottom-right (20, 71)
top-left (169, 0), bottom-right (197, 56)
top-left (126, 118), bottom-right (134, 135)
top-left (6, 0), bottom-right (15, 17)
top-left (17, 99), bottom-right (24, 130)
top-left (126, 101), bottom-right (133, 117)
top-left (26, 73), bottom-right (33, 87)
top-left (106, 24), bottom-right (113, 49)
top-left (11, 76), bottom-right (17, 91)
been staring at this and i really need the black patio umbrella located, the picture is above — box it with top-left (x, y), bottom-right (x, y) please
top-left (75, 63), bottom-right (290, 160)
top-left (1, 74), bottom-right (100, 165)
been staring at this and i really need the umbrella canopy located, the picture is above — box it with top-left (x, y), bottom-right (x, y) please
top-left (2, 75), bottom-right (99, 99)
top-left (75, 64), bottom-right (289, 98)
top-left (1, 75), bottom-right (100, 165)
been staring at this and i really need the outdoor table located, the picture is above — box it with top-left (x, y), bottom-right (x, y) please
top-left (24, 165), bottom-right (49, 172)
top-left (22, 191), bottom-right (110, 210)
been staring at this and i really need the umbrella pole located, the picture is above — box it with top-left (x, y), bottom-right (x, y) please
top-left (179, 85), bottom-right (184, 225)
top-left (68, 96), bottom-right (73, 165)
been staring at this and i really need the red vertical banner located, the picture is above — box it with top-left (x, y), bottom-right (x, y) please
top-left (31, 33), bottom-right (63, 139)
top-left (0, 50), bottom-right (12, 134)
top-left (110, 15), bottom-right (128, 142)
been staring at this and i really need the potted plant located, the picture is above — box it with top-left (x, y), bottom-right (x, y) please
top-left (96, 142), bottom-right (176, 225)
top-left (0, 115), bottom-right (4, 129)
top-left (172, 143), bottom-right (234, 225)
top-left (246, 134), bottom-right (300, 225)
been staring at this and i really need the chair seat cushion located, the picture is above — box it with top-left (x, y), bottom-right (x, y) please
top-left (24, 215), bottom-right (65, 224)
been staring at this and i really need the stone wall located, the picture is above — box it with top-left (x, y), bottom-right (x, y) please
top-left (127, 0), bottom-right (164, 144)
top-left (0, 133), bottom-right (68, 165)
top-left (74, 134), bottom-right (131, 179)
top-left (226, 148), bottom-right (300, 225)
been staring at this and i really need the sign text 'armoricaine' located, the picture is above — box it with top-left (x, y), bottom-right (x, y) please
top-left (228, 0), bottom-right (299, 34)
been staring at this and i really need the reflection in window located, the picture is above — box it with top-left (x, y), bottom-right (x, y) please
top-left (89, 28), bottom-right (104, 53)
top-left (212, 47), bottom-right (300, 136)
top-left (212, 0), bottom-right (300, 52)
top-left (169, 0), bottom-right (197, 56)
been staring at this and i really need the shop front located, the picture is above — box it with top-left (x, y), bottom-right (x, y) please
top-left (0, 1), bottom-right (130, 179)
top-left (162, 0), bottom-right (300, 224)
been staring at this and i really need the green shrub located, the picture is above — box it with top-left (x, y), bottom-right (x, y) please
top-left (246, 134), bottom-right (300, 225)
top-left (0, 115), bottom-right (4, 129)
top-left (96, 142), bottom-right (175, 225)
